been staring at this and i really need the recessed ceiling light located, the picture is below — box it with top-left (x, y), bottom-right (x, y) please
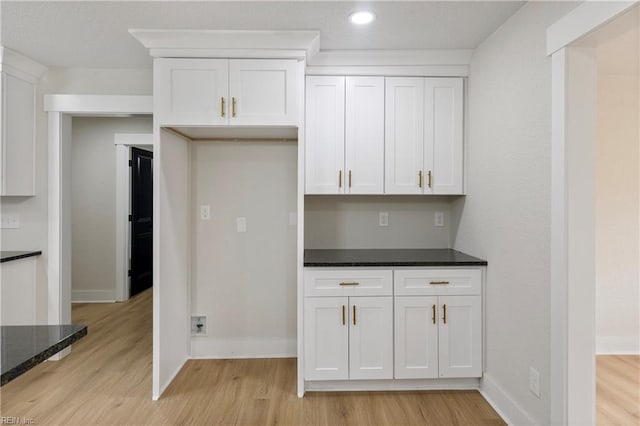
top-left (349, 11), bottom-right (376, 25)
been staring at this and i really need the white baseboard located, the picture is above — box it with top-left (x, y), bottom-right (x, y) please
top-left (72, 289), bottom-right (116, 303)
top-left (596, 335), bottom-right (640, 355)
top-left (479, 373), bottom-right (538, 425)
top-left (154, 356), bottom-right (188, 401)
top-left (306, 378), bottom-right (479, 392)
top-left (190, 337), bottom-right (296, 359)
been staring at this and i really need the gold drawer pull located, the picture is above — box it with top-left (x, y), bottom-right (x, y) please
top-left (339, 281), bottom-right (359, 286)
top-left (432, 304), bottom-right (436, 324)
top-left (418, 170), bottom-right (423, 188)
top-left (429, 281), bottom-right (450, 285)
top-left (427, 170), bottom-right (432, 188)
top-left (221, 97), bottom-right (226, 117)
top-left (232, 97), bottom-right (237, 117)
top-left (442, 304), bottom-right (447, 324)
top-left (353, 305), bottom-right (357, 325)
top-left (342, 305), bottom-right (346, 325)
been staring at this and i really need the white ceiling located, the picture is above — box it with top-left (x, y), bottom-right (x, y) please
top-left (1, 1), bottom-right (525, 69)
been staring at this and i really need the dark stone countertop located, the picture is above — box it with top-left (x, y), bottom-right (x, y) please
top-left (0, 251), bottom-right (42, 263)
top-left (304, 249), bottom-right (487, 267)
top-left (1, 324), bottom-right (87, 386)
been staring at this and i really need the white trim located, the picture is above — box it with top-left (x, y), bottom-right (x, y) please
top-left (153, 358), bottom-right (186, 401)
top-left (0, 47), bottom-right (47, 79)
top-left (114, 133), bottom-right (153, 302)
top-left (149, 48), bottom-right (308, 61)
top-left (596, 336), bottom-right (640, 355)
top-left (190, 338), bottom-right (297, 359)
top-left (306, 378), bottom-right (479, 392)
top-left (546, 1), bottom-right (637, 55)
top-left (550, 48), bottom-right (568, 426)
top-left (305, 65), bottom-right (469, 77)
top-left (479, 374), bottom-right (536, 426)
top-left (129, 29), bottom-right (320, 61)
top-left (44, 95), bottom-right (152, 115)
top-left (295, 60), bottom-right (306, 398)
top-left (309, 49), bottom-right (473, 66)
top-left (71, 290), bottom-right (117, 303)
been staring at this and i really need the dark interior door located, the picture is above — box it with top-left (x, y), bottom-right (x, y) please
top-left (130, 147), bottom-right (153, 297)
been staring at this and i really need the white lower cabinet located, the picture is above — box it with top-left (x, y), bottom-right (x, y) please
top-left (304, 296), bottom-right (393, 381)
top-left (395, 295), bottom-right (482, 379)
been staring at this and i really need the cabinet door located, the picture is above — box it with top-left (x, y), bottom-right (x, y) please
top-left (154, 58), bottom-right (228, 125)
top-left (305, 76), bottom-right (345, 194)
top-left (345, 77), bottom-right (384, 194)
top-left (304, 297), bottom-right (349, 380)
top-left (424, 78), bottom-right (464, 195)
top-left (229, 59), bottom-right (298, 125)
top-left (2, 71), bottom-right (35, 195)
top-left (438, 295), bottom-right (482, 378)
top-left (384, 77), bottom-right (424, 194)
top-left (349, 296), bottom-right (393, 380)
top-left (394, 296), bottom-right (439, 379)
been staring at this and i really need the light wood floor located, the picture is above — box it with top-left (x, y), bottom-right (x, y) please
top-left (597, 355), bottom-right (640, 425)
top-left (0, 289), bottom-right (505, 425)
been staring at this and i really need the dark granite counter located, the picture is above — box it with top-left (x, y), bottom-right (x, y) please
top-left (304, 249), bottom-right (487, 267)
top-left (0, 251), bottom-right (42, 263)
top-left (1, 324), bottom-right (87, 386)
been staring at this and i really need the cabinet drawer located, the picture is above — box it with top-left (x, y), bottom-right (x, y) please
top-left (304, 269), bottom-right (392, 297)
top-left (394, 269), bottom-right (481, 296)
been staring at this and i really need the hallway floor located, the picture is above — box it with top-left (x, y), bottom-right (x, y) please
top-left (596, 355), bottom-right (640, 425)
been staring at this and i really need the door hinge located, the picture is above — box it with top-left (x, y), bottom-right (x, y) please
top-left (129, 160), bottom-right (133, 167)
top-left (128, 214), bottom-right (132, 222)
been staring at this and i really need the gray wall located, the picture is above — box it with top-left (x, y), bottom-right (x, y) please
top-left (451, 2), bottom-right (578, 424)
top-left (190, 140), bottom-right (298, 357)
top-left (71, 116), bottom-right (152, 301)
top-left (305, 196), bottom-right (457, 249)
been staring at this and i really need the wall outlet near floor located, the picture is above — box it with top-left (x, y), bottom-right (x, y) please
top-left (529, 366), bottom-right (540, 398)
top-left (191, 315), bottom-right (207, 336)
top-left (379, 211), bottom-right (389, 227)
top-left (434, 211), bottom-right (444, 227)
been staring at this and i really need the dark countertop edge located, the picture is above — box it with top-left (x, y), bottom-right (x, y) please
top-left (0, 251), bottom-right (42, 263)
top-left (0, 325), bottom-right (87, 387)
top-left (304, 261), bottom-right (488, 267)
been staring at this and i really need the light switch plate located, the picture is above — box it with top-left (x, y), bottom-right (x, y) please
top-left (0, 214), bottom-right (20, 229)
top-left (434, 212), bottom-right (444, 227)
top-left (379, 212), bottom-right (389, 227)
top-left (236, 217), bottom-right (247, 233)
top-left (200, 205), bottom-right (211, 220)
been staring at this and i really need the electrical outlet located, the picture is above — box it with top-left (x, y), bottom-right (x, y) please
top-left (200, 205), bottom-right (211, 220)
top-left (236, 217), bottom-right (247, 233)
top-left (529, 366), bottom-right (540, 398)
top-left (191, 315), bottom-right (207, 336)
top-left (434, 212), bottom-right (444, 227)
top-left (0, 214), bottom-right (20, 229)
top-left (379, 212), bottom-right (389, 227)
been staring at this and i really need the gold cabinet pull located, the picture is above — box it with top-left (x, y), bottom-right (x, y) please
top-left (442, 304), bottom-right (447, 324)
top-left (339, 281), bottom-right (359, 286)
top-left (339, 170), bottom-right (342, 188)
top-left (432, 304), bottom-right (436, 324)
top-left (221, 97), bottom-right (226, 117)
top-left (429, 281), bottom-right (450, 285)
top-left (348, 170), bottom-right (352, 188)
top-left (353, 305), bottom-right (357, 325)
top-left (418, 170), bottom-right (423, 188)
top-left (342, 305), bottom-right (346, 325)
top-left (428, 170), bottom-right (432, 188)
top-left (232, 97), bottom-right (237, 117)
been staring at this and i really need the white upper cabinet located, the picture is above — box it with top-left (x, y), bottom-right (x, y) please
top-left (229, 59), bottom-right (298, 125)
top-left (155, 58), bottom-right (297, 126)
top-left (0, 49), bottom-right (44, 196)
top-left (425, 78), bottom-right (464, 195)
top-left (305, 76), bottom-right (345, 194)
top-left (385, 77), bottom-right (464, 195)
top-left (385, 77), bottom-right (425, 195)
top-left (305, 76), bottom-right (384, 195)
top-left (345, 77), bottom-right (385, 194)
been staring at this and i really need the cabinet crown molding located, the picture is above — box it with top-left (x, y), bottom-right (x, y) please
top-left (0, 47), bottom-right (48, 79)
top-left (129, 29), bottom-right (320, 60)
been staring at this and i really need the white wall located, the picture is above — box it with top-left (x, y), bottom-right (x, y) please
top-left (305, 196), bottom-right (456, 249)
top-left (190, 140), bottom-right (298, 358)
top-left (452, 2), bottom-right (578, 424)
top-left (594, 15), bottom-right (640, 355)
top-left (71, 117), bottom-right (152, 302)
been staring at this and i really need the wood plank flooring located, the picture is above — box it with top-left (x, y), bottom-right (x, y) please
top-left (0, 289), bottom-right (505, 425)
top-left (597, 355), bottom-right (640, 425)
